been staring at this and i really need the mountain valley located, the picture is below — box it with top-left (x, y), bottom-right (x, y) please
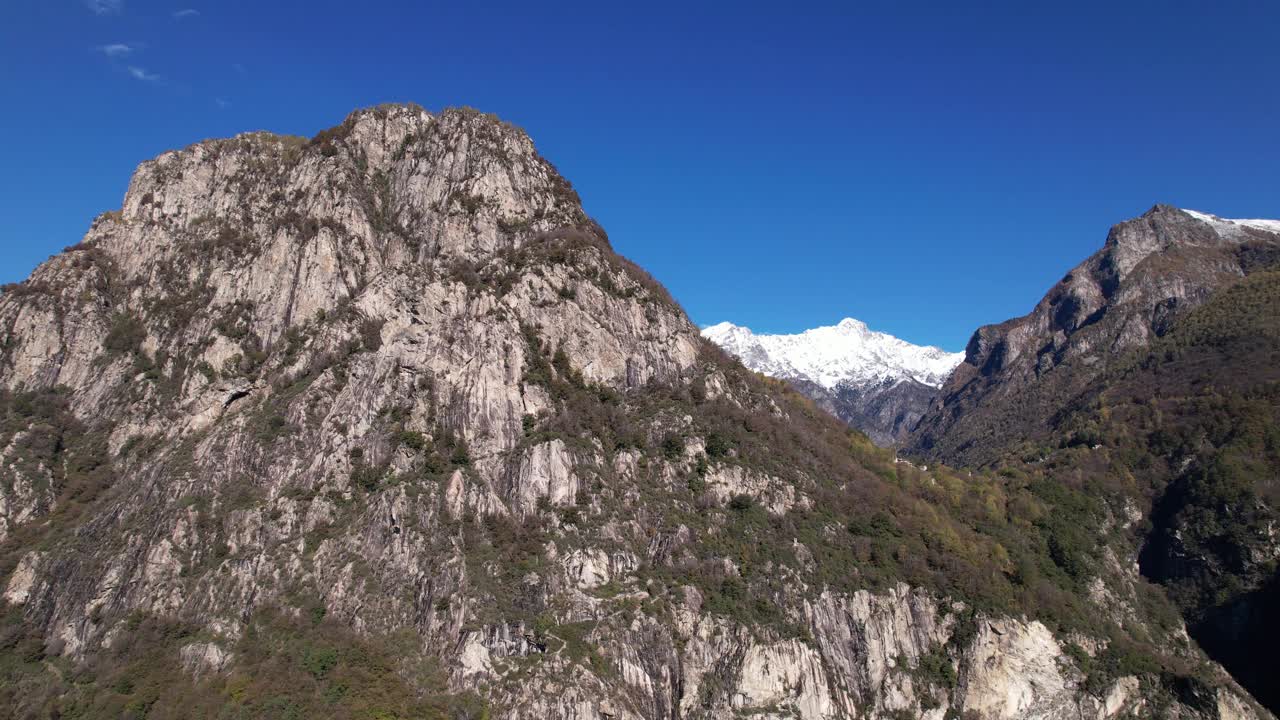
top-left (0, 104), bottom-right (1275, 720)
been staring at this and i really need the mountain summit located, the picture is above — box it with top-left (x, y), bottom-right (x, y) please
top-left (702, 319), bottom-right (961, 390)
top-left (703, 319), bottom-right (962, 445)
top-left (909, 204), bottom-right (1280, 466)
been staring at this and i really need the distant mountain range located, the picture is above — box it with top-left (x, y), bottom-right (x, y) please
top-left (703, 319), bottom-right (962, 445)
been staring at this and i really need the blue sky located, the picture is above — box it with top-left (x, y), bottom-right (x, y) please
top-left (2, 1), bottom-right (1277, 350)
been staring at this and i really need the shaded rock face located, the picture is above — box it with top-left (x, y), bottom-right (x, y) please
top-left (799, 376), bottom-right (941, 447)
top-left (1193, 576), bottom-right (1280, 714)
top-left (908, 205), bottom-right (1280, 467)
top-left (0, 107), bottom-right (1269, 719)
top-left (1143, 495), bottom-right (1280, 715)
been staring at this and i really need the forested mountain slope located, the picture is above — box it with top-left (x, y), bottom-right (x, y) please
top-left (980, 267), bottom-right (1280, 713)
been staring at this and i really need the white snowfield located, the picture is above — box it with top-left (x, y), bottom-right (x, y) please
top-left (1182, 208), bottom-right (1280, 235)
top-left (702, 317), bottom-right (964, 391)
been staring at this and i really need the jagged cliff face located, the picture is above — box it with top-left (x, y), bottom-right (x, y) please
top-left (0, 104), bottom-right (695, 547)
top-left (908, 205), bottom-right (1280, 467)
top-left (0, 107), bottom-right (1269, 719)
top-left (784, 375), bottom-right (941, 447)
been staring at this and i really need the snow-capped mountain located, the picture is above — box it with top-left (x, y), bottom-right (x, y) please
top-left (703, 318), bottom-right (962, 390)
top-left (1182, 209), bottom-right (1280, 235)
top-left (703, 318), bottom-right (963, 446)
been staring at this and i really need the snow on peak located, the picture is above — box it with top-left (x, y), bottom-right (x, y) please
top-left (1182, 208), bottom-right (1280, 235)
top-left (836, 317), bottom-right (869, 334)
top-left (702, 318), bottom-right (964, 390)
top-left (702, 321), bottom-right (749, 337)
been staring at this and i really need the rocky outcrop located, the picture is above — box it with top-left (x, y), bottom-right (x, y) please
top-left (0, 108), bottom-right (1268, 719)
top-left (908, 205), bottom-right (1280, 466)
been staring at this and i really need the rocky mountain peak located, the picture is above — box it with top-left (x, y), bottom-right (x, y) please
top-left (910, 203), bottom-right (1280, 466)
top-left (108, 103), bottom-right (585, 273)
top-left (1099, 204), bottom-right (1252, 280)
top-left (21, 105), bottom-right (635, 391)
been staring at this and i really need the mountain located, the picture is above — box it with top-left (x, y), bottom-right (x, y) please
top-left (904, 205), bottom-right (1280, 713)
top-left (962, 254), bottom-right (1280, 716)
top-left (703, 319), bottom-right (963, 445)
top-left (908, 204), bottom-right (1280, 467)
top-left (0, 106), bottom-right (1269, 720)
top-left (1082, 267), bottom-right (1280, 714)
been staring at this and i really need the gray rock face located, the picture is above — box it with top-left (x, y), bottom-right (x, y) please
top-left (0, 108), bottom-right (1269, 719)
top-left (791, 375), bottom-right (941, 447)
top-left (908, 204), bottom-right (1280, 467)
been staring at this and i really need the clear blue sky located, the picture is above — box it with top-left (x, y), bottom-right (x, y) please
top-left (2, 1), bottom-right (1277, 350)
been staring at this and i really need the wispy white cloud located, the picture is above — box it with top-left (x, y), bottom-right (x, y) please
top-left (85, 0), bottom-right (123, 15)
top-left (89, 36), bottom-right (163, 86)
top-left (97, 43), bottom-right (135, 58)
top-left (215, 97), bottom-right (230, 109)
top-left (173, 8), bottom-right (199, 19)
top-left (127, 66), bottom-right (161, 82)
